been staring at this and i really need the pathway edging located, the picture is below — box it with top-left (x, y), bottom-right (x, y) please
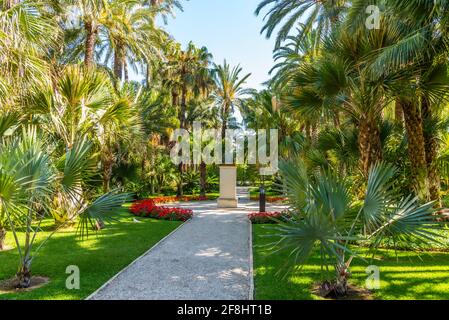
top-left (85, 219), bottom-right (191, 300)
top-left (248, 220), bottom-right (254, 300)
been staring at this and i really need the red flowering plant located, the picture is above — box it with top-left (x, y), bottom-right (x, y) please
top-left (129, 199), bottom-right (193, 221)
top-left (249, 196), bottom-right (288, 203)
top-left (151, 195), bottom-right (213, 204)
top-left (248, 210), bottom-right (290, 224)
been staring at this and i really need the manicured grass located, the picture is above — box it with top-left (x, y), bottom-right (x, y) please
top-left (0, 214), bottom-right (182, 300)
top-left (253, 225), bottom-right (449, 300)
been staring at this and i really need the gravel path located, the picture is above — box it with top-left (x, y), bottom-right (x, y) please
top-left (88, 197), bottom-right (286, 300)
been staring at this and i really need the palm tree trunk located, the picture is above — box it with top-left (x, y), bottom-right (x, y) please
top-left (3, 0), bottom-right (18, 10)
top-left (421, 96), bottom-right (441, 205)
top-left (401, 99), bottom-right (429, 200)
top-left (17, 210), bottom-right (33, 288)
top-left (84, 21), bottom-right (97, 67)
top-left (0, 227), bottom-right (6, 250)
top-left (16, 261), bottom-right (32, 288)
top-left (395, 100), bottom-right (404, 124)
top-left (180, 86), bottom-right (187, 129)
top-left (103, 158), bottom-right (113, 193)
top-left (124, 61), bottom-right (129, 82)
top-left (358, 116), bottom-right (382, 176)
top-left (113, 48), bottom-right (123, 80)
top-left (200, 161), bottom-right (207, 197)
top-left (177, 163), bottom-right (184, 197)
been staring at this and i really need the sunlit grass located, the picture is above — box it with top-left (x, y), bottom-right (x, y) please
top-left (253, 225), bottom-right (449, 300)
top-left (0, 214), bottom-right (181, 300)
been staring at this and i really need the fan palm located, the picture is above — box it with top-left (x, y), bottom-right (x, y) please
top-left (284, 20), bottom-right (409, 176)
top-left (347, 0), bottom-right (449, 202)
top-left (28, 65), bottom-right (142, 196)
top-left (0, 127), bottom-right (131, 288)
top-left (272, 160), bottom-right (443, 297)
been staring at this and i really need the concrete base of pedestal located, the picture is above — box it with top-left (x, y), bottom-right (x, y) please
top-left (217, 165), bottom-right (238, 208)
top-left (217, 197), bottom-right (238, 208)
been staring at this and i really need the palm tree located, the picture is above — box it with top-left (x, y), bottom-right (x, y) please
top-left (273, 160), bottom-right (443, 296)
top-left (241, 90), bottom-right (300, 158)
top-left (162, 41), bottom-right (214, 196)
top-left (284, 24), bottom-right (401, 176)
top-left (348, 0), bottom-right (449, 203)
top-left (184, 97), bottom-right (218, 197)
top-left (212, 60), bottom-right (251, 142)
top-left (255, 0), bottom-right (347, 48)
top-left (97, 0), bottom-right (168, 82)
top-left (0, 127), bottom-right (131, 287)
top-left (27, 65), bottom-right (143, 198)
top-left (0, 0), bottom-right (57, 108)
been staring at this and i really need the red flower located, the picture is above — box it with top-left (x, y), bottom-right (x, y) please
top-left (130, 199), bottom-right (193, 221)
top-left (249, 196), bottom-right (287, 203)
top-left (248, 211), bottom-right (287, 224)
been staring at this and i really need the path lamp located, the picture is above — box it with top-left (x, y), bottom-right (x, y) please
top-left (259, 184), bottom-right (266, 213)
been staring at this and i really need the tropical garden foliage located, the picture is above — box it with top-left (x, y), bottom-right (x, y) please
top-left (1, 0), bottom-right (449, 300)
top-left (0, 0), bottom-right (244, 289)
top-left (250, 0), bottom-right (449, 298)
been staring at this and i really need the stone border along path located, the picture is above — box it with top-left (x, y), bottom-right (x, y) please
top-left (88, 191), bottom-right (287, 300)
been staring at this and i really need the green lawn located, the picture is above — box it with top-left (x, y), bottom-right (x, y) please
top-left (0, 215), bottom-right (182, 300)
top-left (253, 225), bottom-right (449, 300)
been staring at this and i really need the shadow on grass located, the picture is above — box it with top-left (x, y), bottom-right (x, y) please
top-left (252, 225), bottom-right (449, 300)
top-left (0, 214), bottom-right (182, 300)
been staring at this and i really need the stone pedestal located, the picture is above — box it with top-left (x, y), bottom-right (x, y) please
top-left (217, 165), bottom-right (238, 208)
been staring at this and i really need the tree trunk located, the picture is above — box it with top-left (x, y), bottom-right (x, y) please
top-left (3, 0), bottom-right (18, 10)
top-left (421, 96), bottom-right (441, 206)
top-left (200, 161), bottom-right (207, 197)
top-left (84, 21), bottom-right (97, 67)
top-left (180, 85), bottom-right (187, 129)
top-left (358, 116), bottom-right (382, 176)
top-left (16, 262), bottom-right (32, 288)
top-left (401, 99), bottom-right (429, 200)
top-left (0, 228), bottom-right (6, 250)
top-left (113, 44), bottom-right (124, 80)
top-left (103, 157), bottom-right (113, 193)
top-left (124, 61), bottom-right (129, 82)
top-left (395, 100), bottom-right (404, 124)
top-left (177, 163), bottom-right (184, 197)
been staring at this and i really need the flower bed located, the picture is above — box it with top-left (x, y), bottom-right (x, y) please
top-left (130, 199), bottom-right (193, 221)
top-left (249, 196), bottom-right (287, 203)
top-left (248, 211), bottom-right (286, 224)
top-left (151, 195), bottom-right (211, 204)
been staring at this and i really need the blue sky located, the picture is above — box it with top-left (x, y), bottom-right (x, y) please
top-left (159, 0), bottom-right (277, 90)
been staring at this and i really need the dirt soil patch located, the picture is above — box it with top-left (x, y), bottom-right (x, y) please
top-left (0, 276), bottom-right (50, 294)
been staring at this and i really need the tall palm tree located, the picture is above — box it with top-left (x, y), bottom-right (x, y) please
top-left (241, 90), bottom-right (300, 158)
top-left (0, 0), bottom-right (58, 108)
top-left (348, 0), bottom-right (449, 202)
top-left (162, 41), bottom-right (214, 196)
top-left (255, 0), bottom-right (347, 48)
top-left (284, 24), bottom-right (401, 176)
top-left (212, 60), bottom-right (251, 142)
top-left (98, 0), bottom-right (167, 82)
